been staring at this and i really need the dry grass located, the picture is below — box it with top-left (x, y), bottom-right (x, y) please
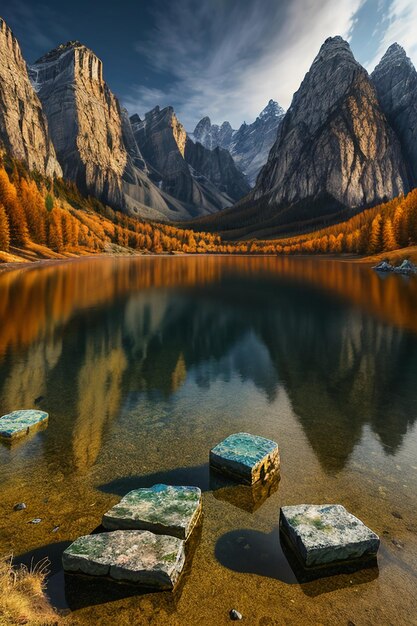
top-left (359, 244), bottom-right (417, 265)
top-left (0, 556), bottom-right (60, 625)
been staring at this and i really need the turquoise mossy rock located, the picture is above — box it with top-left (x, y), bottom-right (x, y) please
top-left (280, 504), bottom-right (380, 569)
top-left (0, 410), bottom-right (49, 441)
top-left (209, 432), bottom-right (279, 485)
top-left (102, 484), bottom-right (202, 540)
top-left (62, 530), bottom-right (185, 589)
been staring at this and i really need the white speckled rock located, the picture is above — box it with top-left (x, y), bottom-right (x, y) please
top-left (210, 433), bottom-right (279, 485)
top-left (0, 410), bottom-right (49, 440)
top-left (62, 530), bottom-right (185, 589)
top-left (102, 484), bottom-right (202, 540)
top-left (280, 504), bottom-right (380, 568)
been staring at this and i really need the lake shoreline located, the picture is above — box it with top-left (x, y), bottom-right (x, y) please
top-left (0, 251), bottom-right (370, 274)
top-left (1, 246), bottom-right (416, 274)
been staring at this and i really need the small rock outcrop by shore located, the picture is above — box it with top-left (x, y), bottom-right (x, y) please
top-left (210, 432), bottom-right (279, 485)
top-left (373, 259), bottom-right (417, 275)
top-left (102, 484), bottom-right (202, 540)
top-left (0, 409), bottom-right (49, 441)
top-left (280, 504), bottom-right (380, 574)
top-left (63, 530), bottom-right (185, 589)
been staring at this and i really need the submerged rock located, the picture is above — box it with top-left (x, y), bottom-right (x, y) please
top-left (373, 259), bottom-right (417, 275)
top-left (280, 504), bottom-right (379, 570)
top-left (393, 259), bottom-right (417, 275)
top-left (0, 410), bottom-right (49, 441)
top-left (62, 530), bottom-right (185, 589)
top-left (230, 608), bottom-right (243, 620)
top-left (210, 432), bottom-right (279, 485)
top-left (373, 260), bottom-right (394, 272)
top-left (102, 484), bottom-right (202, 540)
top-left (13, 502), bottom-right (27, 511)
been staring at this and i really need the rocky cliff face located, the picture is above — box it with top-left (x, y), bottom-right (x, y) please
top-left (0, 18), bottom-right (61, 177)
top-left (230, 100), bottom-right (285, 185)
top-left (253, 37), bottom-right (408, 221)
top-left (184, 139), bottom-right (250, 201)
top-left (191, 101), bottom-right (284, 185)
top-left (193, 118), bottom-right (234, 151)
top-left (131, 106), bottom-right (249, 215)
top-left (120, 107), bottom-right (148, 173)
top-left (30, 41), bottom-right (132, 209)
top-left (372, 43), bottom-right (417, 187)
top-left (29, 42), bottom-right (188, 220)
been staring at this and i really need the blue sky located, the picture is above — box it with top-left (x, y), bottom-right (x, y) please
top-left (2, 0), bottom-right (417, 129)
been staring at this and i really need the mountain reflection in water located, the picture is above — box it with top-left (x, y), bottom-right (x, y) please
top-left (0, 255), bottom-right (416, 476)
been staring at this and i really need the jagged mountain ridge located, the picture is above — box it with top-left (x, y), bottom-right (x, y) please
top-left (190, 37), bottom-right (411, 239)
top-left (372, 43), bottom-right (417, 188)
top-left (29, 41), bottom-right (191, 221)
top-left (0, 18), bottom-right (62, 178)
top-left (191, 100), bottom-right (285, 185)
top-left (1, 15), bottom-right (415, 236)
top-left (131, 106), bottom-right (250, 216)
top-left (0, 17), bottom-right (250, 222)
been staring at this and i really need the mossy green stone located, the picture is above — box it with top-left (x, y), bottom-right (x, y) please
top-left (102, 484), bottom-right (202, 540)
top-left (62, 530), bottom-right (185, 589)
top-left (0, 409), bottom-right (49, 440)
top-left (210, 432), bottom-right (279, 484)
top-left (280, 504), bottom-right (380, 569)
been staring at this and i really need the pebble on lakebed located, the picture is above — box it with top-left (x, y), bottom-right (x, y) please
top-left (62, 529), bottom-right (185, 589)
top-left (13, 502), bottom-right (27, 511)
top-left (280, 504), bottom-right (380, 573)
top-left (210, 432), bottom-right (279, 485)
top-left (0, 409), bottom-right (49, 441)
top-left (102, 484), bottom-right (202, 540)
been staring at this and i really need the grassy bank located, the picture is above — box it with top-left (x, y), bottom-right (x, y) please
top-left (0, 556), bottom-right (59, 625)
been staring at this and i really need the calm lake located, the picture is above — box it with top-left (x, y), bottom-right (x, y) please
top-left (0, 256), bottom-right (416, 625)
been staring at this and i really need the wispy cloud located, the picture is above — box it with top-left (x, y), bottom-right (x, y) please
top-left (2, 1), bottom-right (70, 61)
top-left (124, 0), bottom-right (364, 129)
top-left (366, 0), bottom-right (417, 69)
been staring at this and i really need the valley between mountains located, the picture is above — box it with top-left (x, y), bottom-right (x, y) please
top-left (1, 16), bottom-right (417, 264)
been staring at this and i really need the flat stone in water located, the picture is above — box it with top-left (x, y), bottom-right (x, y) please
top-left (280, 504), bottom-right (380, 569)
top-left (210, 432), bottom-right (279, 484)
top-left (0, 410), bottom-right (49, 440)
top-left (102, 484), bottom-right (202, 540)
top-left (62, 530), bottom-right (185, 589)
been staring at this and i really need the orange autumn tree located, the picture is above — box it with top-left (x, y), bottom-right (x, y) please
top-left (0, 167), bottom-right (28, 246)
top-left (0, 203), bottom-right (10, 251)
top-left (1, 153), bottom-right (417, 259)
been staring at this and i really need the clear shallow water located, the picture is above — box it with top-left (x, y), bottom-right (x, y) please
top-left (0, 256), bottom-right (416, 625)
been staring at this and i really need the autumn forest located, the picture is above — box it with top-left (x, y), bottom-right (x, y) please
top-left (1, 156), bottom-right (417, 262)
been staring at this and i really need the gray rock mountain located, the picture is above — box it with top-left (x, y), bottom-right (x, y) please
top-left (0, 18), bottom-right (62, 177)
top-left (29, 41), bottom-right (188, 221)
top-left (191, 100), bottom-right (285, 185)
top-left (371, 43), bottom-right (417, 187)
top-left (254, 37), bottom-right (408, 216)
top-left (131, 106), bottom-right (250, 216)
top-left (231, 100), bottom-right (285, 185)
top-left (193, 118), bottom-right (234, 151)
top-left (192, 37), bottom-right (409, 238)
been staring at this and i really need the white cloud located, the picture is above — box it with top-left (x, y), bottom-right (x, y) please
top-left (367, 0), bottom-right (417, 70)
top-left (124, 0), bottom-right (364, 130)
